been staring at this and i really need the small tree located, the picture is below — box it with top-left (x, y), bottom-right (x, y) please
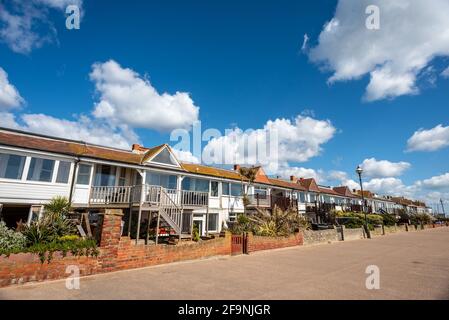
top-left (44, 196), bottom-right (72, 219)
top-left (238, 167), bottom-right (258, 214)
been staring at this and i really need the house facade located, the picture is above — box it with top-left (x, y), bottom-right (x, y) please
top-left (0, 127), bottom-right (431, 241)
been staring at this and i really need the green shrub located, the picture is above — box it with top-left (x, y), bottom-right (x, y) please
top-left (382, 214), bottom-right (397, 226)
top-left (192, 225), bottom-right (200, 242)
top-left (0, 222), bottom-right (26, 253)
top-left (26, 238), bottom-right (98, 264)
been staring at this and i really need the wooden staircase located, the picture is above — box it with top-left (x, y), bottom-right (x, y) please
top-left (157, 187), bottom-right (190, 239)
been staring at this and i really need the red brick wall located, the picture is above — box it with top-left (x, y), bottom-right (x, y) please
top-left (0, 211), bottom-right (232, 287)
top-left (247, 232), bottom-right (303, 253)
top-left (115, 235), bottom-right (232, 270)
top-left (0, 253), bottom-right (99, 287)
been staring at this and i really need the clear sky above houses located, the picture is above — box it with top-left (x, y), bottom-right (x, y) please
top-left (0, 0), bottom-right (448, 212)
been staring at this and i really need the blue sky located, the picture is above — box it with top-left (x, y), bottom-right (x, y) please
top-left (0, 0), bottom-right (448, 212)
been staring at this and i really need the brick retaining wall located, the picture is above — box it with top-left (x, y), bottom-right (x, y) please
top-left (247, 233), bottom-right (303, 253)
top-left (1, 209), bottom-right (447, 288)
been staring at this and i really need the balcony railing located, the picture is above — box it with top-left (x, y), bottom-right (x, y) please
top-left (246, 194), bottom-right (271, 207)
top-left (89, 185), bottom-right (209, 208)
top-left (89, 186), bottom-right (134, 205)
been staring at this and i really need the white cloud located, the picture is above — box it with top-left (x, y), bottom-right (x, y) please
top-left (406, 124), bottom-right (449, 152)
top-left (0, 0), bottom-right (83, 54)
top-left (360, 158), bottom-right (411, 178)
top-left (90, 60), bottom-right (200, 132)
top-left (442, 66), bottom-right (449, 78)
top-left (277, 166), bottom-right (323, 183)
top-left (172, 149), bottom-right (200, 164)
top-left (328, 170), bottom-right (349, 182)
top-left (309, 0), bottom-right (449, 101)
top-left (419, 173), bottom-right (449, 190)
top-left (0, 112), bottom-right (137, 149)
top-left (201, 115), bottom-right (336, 174)
top-left (0, 67), bottom-right (24, 110)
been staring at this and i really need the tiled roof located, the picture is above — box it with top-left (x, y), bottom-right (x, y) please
top-left (267, 178), bottom-right (306, 191)
top-left (181, 163), bottom-right (244, 181)
top-left (333, 186), bottom-right (359, 198)
top-left (318, 186), bottom-right (341, 196)
top-left (299, 178), bottom-right (321, 193)
top-left (0, 129), bottom-right (144, 165)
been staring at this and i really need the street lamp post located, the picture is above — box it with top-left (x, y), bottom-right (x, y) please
top-left (356, 165), bottom-right (371, 239)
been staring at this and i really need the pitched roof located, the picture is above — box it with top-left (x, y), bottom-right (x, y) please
top-left (333, 186), bottom-right (359, 198)
top-left (181, 163), bottom-right (244, 181)
top-left (318, 186), bottom-right (341, 196)
top-left (299, 178), bottom-right (321, 193)
top-left (267, 178), bottom-right (306, 191)
top-left (0, 128), bottom-right (144, 165)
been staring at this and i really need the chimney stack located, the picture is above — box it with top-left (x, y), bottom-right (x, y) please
top-left (234, 164), bottom-right (241, 171)
top-left (290, 176), bottom-right (297, 183)
top-left (132, 144), bottom-right (147, 154)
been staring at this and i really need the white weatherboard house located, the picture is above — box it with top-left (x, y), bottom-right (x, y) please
top-left (0, 127), bottom-right (430, 241)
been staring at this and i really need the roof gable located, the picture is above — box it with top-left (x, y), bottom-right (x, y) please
top-left (143, 145), bottom-right (181, 168)
top-left (300, 178), bottom-right (320, 193)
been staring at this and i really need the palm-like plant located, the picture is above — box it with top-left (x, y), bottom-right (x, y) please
top-left (23, 196), bottom-right (76, 245)
top-left (238, 167), bottom-right (258, 214)
top-left (43, 196), bottom-right (72, 219)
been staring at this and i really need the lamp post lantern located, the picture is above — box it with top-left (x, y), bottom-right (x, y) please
top-left (356, 165), bottom-right (370, 239)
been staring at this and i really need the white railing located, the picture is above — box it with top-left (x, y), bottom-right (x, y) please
top-left (90, 185), bottom-right (209, 208)
top-left (246, 194), bottom-right (271, 207)
top-left (89, 186), bottom-right (134, 204)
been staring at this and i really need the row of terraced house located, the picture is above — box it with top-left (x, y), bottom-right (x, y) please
top-left (0, 127), bottom-right (431, 241)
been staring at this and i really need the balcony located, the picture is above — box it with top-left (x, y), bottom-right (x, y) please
top-left (89, 185), bottom-right (209, 208)
top-left (246, 194), bottom-right (298, 211)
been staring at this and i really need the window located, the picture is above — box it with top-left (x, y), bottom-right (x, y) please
top-left (118, 168), bottom-right (127, 186)
top-left (182, 177), bottom-right (209, 192)
top-left (147, 172), bottom-right (177, 189)
top-left (27, 157), bottom-right (55, 182)
top-left (76, 164), bottom-right (92, 185)
top-left (56, 161), bottom-right (71, 183)
top-left (298, 192), bottom-right (306, 203)
top-left (222, 182), bottom-right (230, 196)
top-left (254, 187), bottom-right (267, 197)
top-left (94, 165), bottom-right (117, 186)
top-left (211, 181), bottom-right (219, 197)
top-left (230, 183), bottom-right (242, 197)
top-left (207, 213), bottom-right (219, 231)
top-left (0, 153), bottom-right (26, 180)
top-left (151, 148), bottom-right (178, 166)
top-left (309, 193), bottom-right (317, 202)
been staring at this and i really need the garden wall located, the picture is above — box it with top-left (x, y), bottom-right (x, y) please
top-left (0, 210), bottom-right (232, 288)
top-left (303, 229), bottom-right (339, 245)
top-left (0, 253), bottom-right (99, 287)
top-left (342, 227), bottom-right (365, 241)
top-left (247, 233), bottom-right (303, 253)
